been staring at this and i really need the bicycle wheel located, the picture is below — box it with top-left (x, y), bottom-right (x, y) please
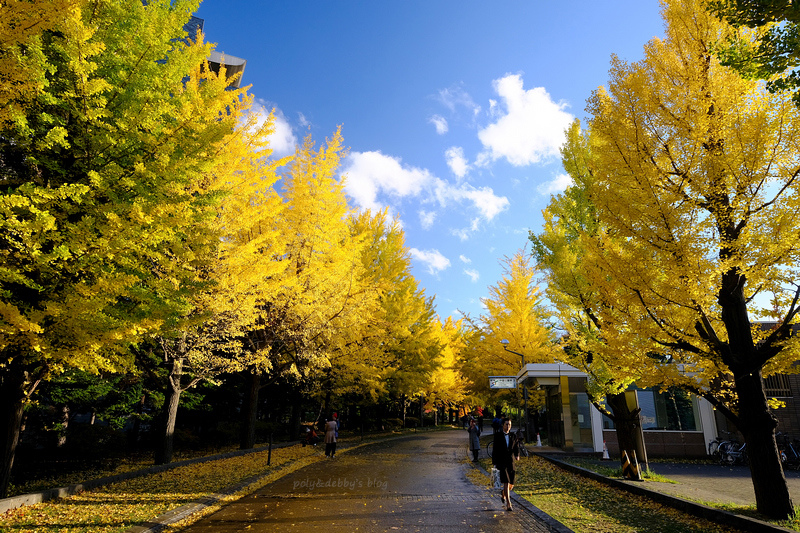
top-left (487, 441), bottom-right (493, 459)
top-left (739, 445), bottom-right (748, 466)
top-left (708, 440), bottom-right (720, 457)
top-left (719, 442), bottom-right (735, 465)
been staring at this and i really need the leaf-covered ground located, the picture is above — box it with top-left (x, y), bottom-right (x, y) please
top-left (0, 444), bottom-right (321, 533)
top-left (476, 456), bottom-right (753, 533)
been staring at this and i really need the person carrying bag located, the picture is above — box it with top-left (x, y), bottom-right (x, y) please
top-left (492, 417), bottom-right (520, 511)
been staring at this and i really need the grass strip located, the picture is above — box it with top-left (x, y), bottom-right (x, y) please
top-left (553, 455), bottom-right (800, 531)
top-left (475, 455), bottom-right (758, 533)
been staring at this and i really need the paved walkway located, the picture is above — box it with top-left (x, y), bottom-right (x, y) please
top-left (637, 461), bottom-right (800, 507)
top-left (178, 430), bottom-right (563, 532)
top-left (543, 452), bottom-right (800, 506)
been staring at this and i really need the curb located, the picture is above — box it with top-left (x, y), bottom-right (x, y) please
top-left (470, 461), bottom-right (575, 533)
top-left (536, 453), bottom-right (796, 533)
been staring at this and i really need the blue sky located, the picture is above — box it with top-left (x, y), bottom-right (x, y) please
top-left (193, 1), bottom-right (666, 321)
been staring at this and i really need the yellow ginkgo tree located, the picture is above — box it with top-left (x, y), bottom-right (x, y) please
top-left (577, 0), bottom-right (800, 519)
top-left (236, 129), bottom-right (372, 448)
top-left (0, 0), bottom-right (256, 495)
top-left (461, 250), bottom-right (556, 422)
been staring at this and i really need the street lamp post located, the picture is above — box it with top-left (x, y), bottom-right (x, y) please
top-left (501, 339), bottom-right (529, 443)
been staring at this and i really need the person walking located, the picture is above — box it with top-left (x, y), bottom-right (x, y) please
top-left (491, 413), bottom-right (502, 434)
top-left (324, 413), bottom-right (339, 458)
top-left (467, 418), bottom-right (481, 462)
top-left (492, 417), bottom-right (520, 511)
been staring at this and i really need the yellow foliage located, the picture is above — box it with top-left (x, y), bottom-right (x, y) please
top-left (462, 249), bottom-right (556, 405)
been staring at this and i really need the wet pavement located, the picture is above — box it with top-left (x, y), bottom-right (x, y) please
top-left (179, 430), bottom-right (560, 532)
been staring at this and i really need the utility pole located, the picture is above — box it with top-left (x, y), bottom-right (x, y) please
top-left (501, 339), bottom-right (529, 443)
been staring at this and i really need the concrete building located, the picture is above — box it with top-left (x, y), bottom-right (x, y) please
top-left (516, 363), bottom-right (717, 457)
top-left (185, 16), bottom-right (247, 89)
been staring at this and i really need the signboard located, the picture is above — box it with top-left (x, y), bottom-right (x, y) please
top-left (489, 376), bottom-right (517, 389)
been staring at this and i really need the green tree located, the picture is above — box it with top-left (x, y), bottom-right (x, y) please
top-left (580, 0), bottom-right (800, 518)
top-left (0, 0), bottom-right (254, 495)
top-left (708, 0), bottom-right (800, 105)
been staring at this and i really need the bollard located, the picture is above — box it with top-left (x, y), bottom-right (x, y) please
top-left (602, 441), bottom-right (610, 460)
top-left (622, 449), bottom-right (643, 480)
top-left (536, 433), bottom-right (542, 447)
top-left (621, 450), bottom-right (632, 478)
top-left (631, 449), bottom-right (642, 481)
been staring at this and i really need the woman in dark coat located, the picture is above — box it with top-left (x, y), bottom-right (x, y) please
top-left (492, 417), bottom-right (520, 511)
top-left (467, 418), bottom-right (481, 461)
top-left (324, 413), bottom-right (338, 458)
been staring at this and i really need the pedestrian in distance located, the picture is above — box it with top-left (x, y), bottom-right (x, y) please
top-left (492, 417), bottom-right (520, 511)
top-left (468, 418), bottom-right (481, 462)
top-left (303, 425), bottom-right (320, 446)
top-left (491, 414), bottom-right (502, 434)
top-left (324, 413), bottom-right (339, 458)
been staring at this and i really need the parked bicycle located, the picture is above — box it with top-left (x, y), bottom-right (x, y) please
top-left (708, 431), bottom-right (746, 465)
top-left (718, 439), bottom-right (747, 466)
top-left (486, 428), bottom-right (529, 459)
top-left (707, 436), bottom-right (725, 459)
top-left (777, 432), bottom-right (800, 470)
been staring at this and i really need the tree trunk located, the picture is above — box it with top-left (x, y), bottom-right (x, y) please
top-left (240, 371), bottom-right (260, 450)
top-left (606, 392), bottom-right (648, 471)
top-left (289, 390), bottom-right (302, 441)
top-left (719, 271), bottom-right (794, 519)
top-left (128, 394), bottom-right (146, 450)
top-left (736, 369), bottom-right (793, 519)
top-left (56, 405), bottom-right (69, 448)
top-left (0, 368), bottom-right (26, 498)
top-left (154, 358), bottom-right (183, 465)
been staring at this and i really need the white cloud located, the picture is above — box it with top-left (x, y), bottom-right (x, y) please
top-left (409, 248), bottom-right (451, 275)
top-left (342, 151), bottom-right (433, 212)
top-left (537, 173), bottom-right (573, 195)
top-left (269, 113), bottom-right (297, 158)
top-left (342, 151), bottom-right (508, 223)
top-left (477, 74), bottom-right (573, 167)
top-left (459, 255), bottom-right (471, 264)
top-left (419, 210), bottom-right (436, 229)
top-left (437, 85), bottom-right (481, 116)
top-left (451, 228), bottom-right (470, 242)
top-left (429, 115), bottom-right (449, 135)
top-left (445, 146), bottom-right (469, 179)
top-left (433, 183), bottom-right (510, 221)
top-left (246, 100), bottom-right (298, 159)
top-left (464, 268), bottom-right (480, 283)
top-left (297, 112), bottom-right (310, 128)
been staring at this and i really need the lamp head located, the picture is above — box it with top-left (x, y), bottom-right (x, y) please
top-left (500, 339), bottom-right (510, 346)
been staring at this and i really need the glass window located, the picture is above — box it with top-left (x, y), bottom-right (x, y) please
top-left (600, 388), bottom-right (701, 432)
top-left (640, 388), bottom-right (699, 431)
top-left (638, 389), bottom-right (658, 429)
